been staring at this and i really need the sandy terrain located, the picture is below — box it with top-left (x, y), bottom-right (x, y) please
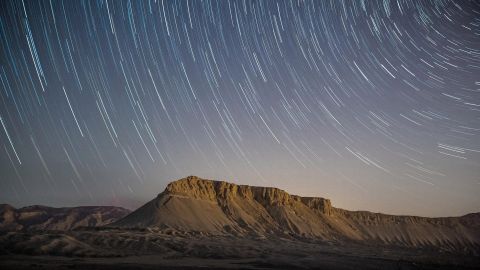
top-left (1, 176), bottom-right (479, 269)
top-left (1, 228), bottom-right (479, 269)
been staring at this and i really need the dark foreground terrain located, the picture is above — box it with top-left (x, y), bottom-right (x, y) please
top-left (1, 228), bottom-right (479, 270)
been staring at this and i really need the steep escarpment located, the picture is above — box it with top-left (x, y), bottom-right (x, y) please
top-left (0, 204), bottom-right (130, 231)
top-left (113, 176), bottom-right (334, 236)
top-left (112, 176), bottom-right (480, 252)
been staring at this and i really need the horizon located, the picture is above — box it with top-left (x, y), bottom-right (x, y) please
top-left (2, 174), bottom-right (479, 218)
top-left (1, 0), bottom-right (479, 218)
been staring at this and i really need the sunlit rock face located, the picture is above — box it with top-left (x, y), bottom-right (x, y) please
top-left (112, 176), bottom-right (480, 252)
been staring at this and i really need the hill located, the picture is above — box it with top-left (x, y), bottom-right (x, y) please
top-left (112, 176), bottom-right (480, 251)
top-left (0, 204), bottom-right (130, 231)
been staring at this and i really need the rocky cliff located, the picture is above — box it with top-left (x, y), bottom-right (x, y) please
top-left (112, 176), bottom-right (480, 252)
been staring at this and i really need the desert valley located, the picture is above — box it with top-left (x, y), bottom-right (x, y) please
top-left (1, 176), bottom-right (479, 269)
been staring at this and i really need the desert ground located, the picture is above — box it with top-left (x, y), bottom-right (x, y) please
top-left (1, 177), bottom-right (479, 269)
top-left (1, 228), bottom-right (479, 269)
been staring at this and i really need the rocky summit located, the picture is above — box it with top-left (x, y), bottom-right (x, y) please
top-left (113, 176), bottom-right (480, 252)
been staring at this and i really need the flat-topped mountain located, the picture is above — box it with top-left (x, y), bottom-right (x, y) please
top-left (1, 176), bottom-right (479, 268)
top-left (0, 204), bottom-right (130, 231)
top-left (112, 176), bottom-right (480, 251)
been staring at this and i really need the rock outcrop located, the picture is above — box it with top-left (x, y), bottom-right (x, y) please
top-left (112, 176), bottom-right (480, 252)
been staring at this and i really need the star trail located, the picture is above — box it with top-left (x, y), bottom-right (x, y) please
top-left (0, 0), bottom-right (479, 216)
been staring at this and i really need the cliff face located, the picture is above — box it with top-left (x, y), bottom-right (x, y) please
top-left (113, 176), bottom-right (335, 237)
top-left (112, 176), bottom-right (480, 251)
top-left (0, 204), bottom-right (130, 231)
top-left (164, 176), bottom-right (332, 215)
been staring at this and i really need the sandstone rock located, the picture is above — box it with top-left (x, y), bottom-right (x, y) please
top-left (112, 176), bottom-right (480, 251)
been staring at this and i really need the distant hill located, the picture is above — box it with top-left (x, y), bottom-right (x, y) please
top-left (0, 204), bottom-right (130, 231)
top-left (113, 176), bottom-right (480, 251)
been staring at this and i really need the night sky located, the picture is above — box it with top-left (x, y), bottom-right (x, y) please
top-left (1, 0), bottom-right (479, 216)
